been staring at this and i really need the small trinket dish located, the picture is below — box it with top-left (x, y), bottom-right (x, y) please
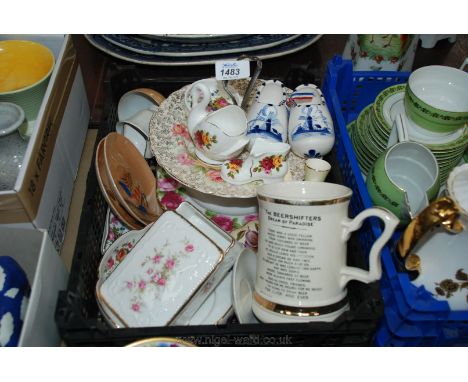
top-left (98, 202), bottom-right (241, 327)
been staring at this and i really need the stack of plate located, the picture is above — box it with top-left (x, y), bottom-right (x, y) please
top-left (95, 132), bottom-right (163, 229)
top-left (84, 34), bottom-right (322, 66)
top-left (348, 84), bottom-right (468, 183)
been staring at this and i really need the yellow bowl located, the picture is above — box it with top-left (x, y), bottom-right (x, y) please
top-left (0, 40), bottom-right (55, 138)
top-left (0, 40), bottom-right (54, 94)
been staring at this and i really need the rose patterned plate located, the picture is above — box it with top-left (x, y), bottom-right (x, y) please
top-left (98, 225), bottom-right (151, 281)
top-left (98, 210), bottom-right (233, 327)
top-left (101, 167), bottom-right (259, 253)
top-left (97, 225), bottom-right (234, 327)
top-left (149, 79), bottom-right (305, 198)
top-left (101, 208), bottom-right (130, 254)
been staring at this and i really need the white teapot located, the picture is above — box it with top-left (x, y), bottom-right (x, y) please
top-left (187, 83), bottom-right (249, 165)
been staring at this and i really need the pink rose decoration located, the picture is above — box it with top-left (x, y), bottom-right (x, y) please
top-left (206, 169), bottom-right (223, 183)
top-left (165, 258), bottom-right (175, 270)
top-left (172, 123), bottom-right (190, 140)
top-left (157, 278), bottom-right (166, 286)
top-left (244, 230), bottom-right (258, 249)
top-left (107, 231), bottom-right (116, 241)
top-left (126, 281), bottom-right (133, 289)
top-left (147, 268), bottom-right (154, 275)
top-left (106, 257), bottom-right (115, 269)
top-left (152, 273), bottom-right (160, 283)
top-left (131, 303), bottom-right (140, 312)
top-left (138, 280), bottom-right (146, 290)
top-left (185, 244), bottom-right (194, 252)
top-left (110, 215), bottom-right (119, 224)
top-left (158, 177), bottom-right (179, 191)
top-left (177, 152), bottom-right (195, 166)
top-left (160, 191), bottom-right (184, 210)
top-left (243, 215), bottom-right (258, 224)
top-left (211, 215), bottom-right (234, 232)
top-left (152, 255), bottom-right (162, 264)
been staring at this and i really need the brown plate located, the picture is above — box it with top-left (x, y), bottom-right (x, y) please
top-left (95, 138), bottom-right (143, 230)
top-left (103, 132), bottom-right (162, 225)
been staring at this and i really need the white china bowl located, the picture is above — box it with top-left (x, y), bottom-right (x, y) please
top-left (117, 88), bottom-right (165, 121)
top-left (408, 65), bottom-right (468, 113)
top-left (446, 163), bottom-right (468, 219)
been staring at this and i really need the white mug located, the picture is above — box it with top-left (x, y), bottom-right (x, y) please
top-left (252, 181), bottom-right (398, 323)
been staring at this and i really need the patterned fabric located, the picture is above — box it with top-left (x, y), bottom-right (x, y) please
top-left (0, 256), bottom-right (30, 347)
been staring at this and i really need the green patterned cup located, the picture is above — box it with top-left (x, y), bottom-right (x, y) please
top-left (366, 141), bottom-right (440, 225)
top-left (404, 65), bottom-right (468, 133)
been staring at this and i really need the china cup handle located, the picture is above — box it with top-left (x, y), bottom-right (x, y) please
top-left (339, 207), bottom-right (399, 287)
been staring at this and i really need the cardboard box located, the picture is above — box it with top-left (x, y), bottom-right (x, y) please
top-left (0, 227), bottom-right (68, 346)
top-left (0, 35), bottom-right (90, 251)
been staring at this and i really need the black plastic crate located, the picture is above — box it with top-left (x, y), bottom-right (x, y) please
top-left (55, 68), bottom-right (384, 346)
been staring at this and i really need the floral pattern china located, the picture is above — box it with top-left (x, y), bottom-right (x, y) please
top-left (156, 167), bottom-right (258, 248)
top-left (99, 226), bottom-right (150, 280)
top-left (101, 208), bottom-right (130, 254)
top-left (97, 225), bottom-right (235, 327)
top-left (99, 211), bottom-right (225, 327)
top-left (149, 79), bottom-right (305, 198)
top-left (101, 167), bottom-right (259, 253)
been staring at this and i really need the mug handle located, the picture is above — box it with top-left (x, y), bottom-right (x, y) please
top-left (339, 207), bottom-right (399, 287)
top-left (190, 83), bottom-right (211, 108)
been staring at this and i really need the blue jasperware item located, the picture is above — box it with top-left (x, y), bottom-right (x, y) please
top-left (0, 256), bottom-right (30, 347)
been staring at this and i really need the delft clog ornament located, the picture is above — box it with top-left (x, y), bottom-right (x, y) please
top-left (288, 84), bottom-right (335, 159)
top-left (187, 82), bottom-right (249, 166)
top-left (246, 80), bottom-right (288, 149)
top-left (221, 138), bottom-right (290, 185)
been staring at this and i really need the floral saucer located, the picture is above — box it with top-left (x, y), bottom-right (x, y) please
top-left (156, 166), bottom-right (258, 236)
top-left (149, 79), bottom-right (305, 198)
top-left (101, 208), bottom-right (130, 254)
top-left (98, 225), bottom-right (150, 280)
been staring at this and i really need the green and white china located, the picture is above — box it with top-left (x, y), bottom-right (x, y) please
top-left (366, 141), bottom-right (440, 225)
top-left (405, 65), bottom-right (468, 133)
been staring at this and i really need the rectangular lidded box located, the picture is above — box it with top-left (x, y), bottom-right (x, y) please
top-left (98, 203), bottom-right (240, 327)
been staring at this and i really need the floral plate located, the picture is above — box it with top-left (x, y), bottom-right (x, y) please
top-left (98, 210), bottom-right (234, 327)
top-left (149, 79), bottom-right (305, 198)
top-left (101, 167), bottom-right (259, 254)
top-left (97, 226), bottom-right (234, 327)
top-left (101, 208), bottom-right (130, 254)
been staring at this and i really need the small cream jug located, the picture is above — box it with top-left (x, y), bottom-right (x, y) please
top-left (187, 83), bottom-right (249, 165)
